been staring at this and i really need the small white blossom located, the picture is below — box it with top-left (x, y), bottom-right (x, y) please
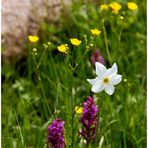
top-left (87, 62), bottom-right (122, 95)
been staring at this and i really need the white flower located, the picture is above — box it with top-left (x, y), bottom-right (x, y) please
top-left (87, 62), bottom-right (122, 95)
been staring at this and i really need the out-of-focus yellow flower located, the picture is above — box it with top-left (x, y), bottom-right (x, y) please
top-left (28, 35), bottom-right (39, 43)
top-left (43, 43), bottom-right (48, 49)
top-left (90, 43), bottom-right (94, 47)
top-left (32, 48), bottom-right (37, 55)
top-left (75, 106), bottom-right (83, 114)
top-left (70, 38), bottom-right (82, 46)
top-left (47, 42), bottom-right (51, 45)
top-left (91, 29), bottom-right (101, 36)
top-left (32, 48), bottom-right (37, 52)
top-left (100, 4), bottom-right (109, 11)
top-left (109, 2), bottom-right (121, 14)
top-left (57, 44), bottom-right (68, 54)
top-left (127, 2), bottom-right (138, 11)
top-left (120, 16), bottom-right (124, 20)
top-left (123, 78), bottom-right (127, 82)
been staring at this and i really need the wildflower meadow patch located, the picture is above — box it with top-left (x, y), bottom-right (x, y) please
top-left (2, 0), bottom-right (146, 148)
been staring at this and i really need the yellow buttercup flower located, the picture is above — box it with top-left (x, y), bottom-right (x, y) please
top-left (75, 106), bottom-right (83, 114)
top-left (57, 44), bottom-right (68, 54)
top-left (70, 38), bottom-right (82, 46)
top-left (127, 2), bottom-right (138, 11)
top-left (109, 2), bottom-right (121, 14)
top-left (100, 4), bottom-right (109, 11)
top-left (91, 29), bottom-right (101, 36)
top-left (28, 35), bottom-right (39, 43)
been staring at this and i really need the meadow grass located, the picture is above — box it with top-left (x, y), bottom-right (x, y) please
top-left (2, 0), bottom-right (146, 147)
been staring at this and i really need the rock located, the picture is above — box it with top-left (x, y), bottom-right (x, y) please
top-left (2, 0), bottom-right (70, 61)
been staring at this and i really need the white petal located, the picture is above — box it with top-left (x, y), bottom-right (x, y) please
top-left (104, 85), bottom-right (115, 95)
top-left (110, 74), bottom-right (122, 85)
top-left (104, 63), bottom-right (117, 77)
top-left (95, 62), bottom-right (106, 77)
top-left (110, 63), bottom-right (117, 74)
top-left (87, 77), bottom-right (99, 85)
top-left (92, 82), bottom-right (104, 93)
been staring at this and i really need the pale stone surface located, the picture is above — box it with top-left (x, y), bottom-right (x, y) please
top-left (2, 0), bottom-right (70, 60)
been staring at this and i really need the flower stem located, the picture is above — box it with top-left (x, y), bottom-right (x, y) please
top-left (71, 91), bottom-right (74, 148)
top-left (28, 46), bottom-right (32, 80)
top-left (86, 141), bottom-right (90, 148)
top-left (37, 46), bottom-right (47, 68)
top-left (32, 54), bottom-right (53, 119)
top-left (102, 19), bottom-right (112, 66)
top-left (95, 111), bottom-right (99, 147)
top-left (95, 93), bottom-right (101, 147)
top-left (39, 80), bottom-right (54, 118)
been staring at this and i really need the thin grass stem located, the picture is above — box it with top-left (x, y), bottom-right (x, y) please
top-left (14, 110), bottom-right (25, 147)
top-left (32, 54), bottom-right (54, 119)
top-left (102, 19), bottom-right (112, 66)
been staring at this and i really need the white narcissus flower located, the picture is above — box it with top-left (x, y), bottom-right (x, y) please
top-left (87, 62), bottom-right (122, 95)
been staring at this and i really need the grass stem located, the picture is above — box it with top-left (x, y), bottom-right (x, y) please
top-left (102, 19), bottom-right (112, 66)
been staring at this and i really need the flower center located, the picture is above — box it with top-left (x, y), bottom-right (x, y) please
top-left (103, 77), bottom-right (110, 84)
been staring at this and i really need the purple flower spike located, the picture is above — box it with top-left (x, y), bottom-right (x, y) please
top-left (91, 49), bottom-right (105, 65)
top-left (79, 96), bottom-right (99, 143)
top-left (48, 118), bottom-right (65, 148)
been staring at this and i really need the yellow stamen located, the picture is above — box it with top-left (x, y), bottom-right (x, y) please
top-left (103, 77), bottom-right (110, 84)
